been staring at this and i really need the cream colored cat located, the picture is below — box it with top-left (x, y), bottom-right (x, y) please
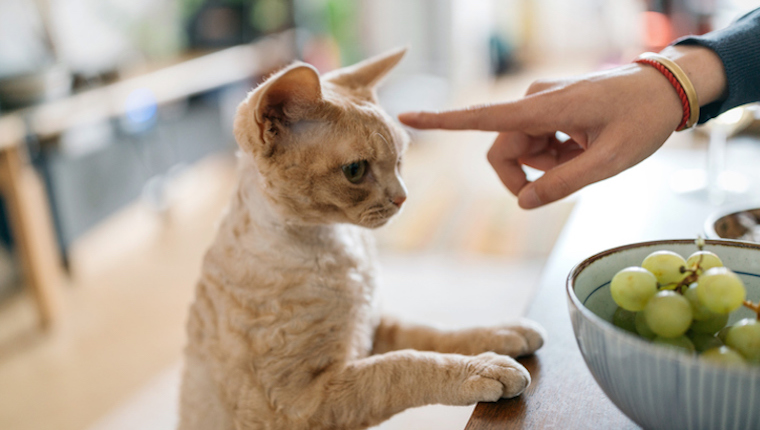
top-left (178, 48), bottom-right (545, 430)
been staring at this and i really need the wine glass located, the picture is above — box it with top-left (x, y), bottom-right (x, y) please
top-left (669, 104), bottom-right (756, 205)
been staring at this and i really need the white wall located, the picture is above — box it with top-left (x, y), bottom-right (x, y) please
top-left (525, 0), bottom-right (644, 60)
top-left (0, 0), bottom-right (51, 77)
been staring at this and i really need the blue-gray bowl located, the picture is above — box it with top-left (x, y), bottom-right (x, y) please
top-left (567, 239), bottom-right (760, 430)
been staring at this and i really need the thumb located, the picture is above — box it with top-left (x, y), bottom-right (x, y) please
top-left (517, 145), bottom-right (620, 209)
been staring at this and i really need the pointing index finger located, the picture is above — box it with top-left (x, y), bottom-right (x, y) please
top-left (398, 98), bottom-right (543, 132)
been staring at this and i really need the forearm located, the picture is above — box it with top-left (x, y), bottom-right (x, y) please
top-left (371, 317), bottom-right (441, 354)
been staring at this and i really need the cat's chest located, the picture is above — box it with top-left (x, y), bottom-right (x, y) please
top-left (197, 220), bottom-right (381, 361)
top-left (209, 222), bottom-right (377, 297)
top-left (295, 230), bottom-right (377, 311)
top-left (311, 228), bottom-right (374, 280)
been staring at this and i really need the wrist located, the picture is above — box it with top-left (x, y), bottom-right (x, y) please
top-left (658, 45), bottom-right (727, 107)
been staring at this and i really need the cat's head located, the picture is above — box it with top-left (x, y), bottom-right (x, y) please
top-left (234, 48), bottom-right (409, 228)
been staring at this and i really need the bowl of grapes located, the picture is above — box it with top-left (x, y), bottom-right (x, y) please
top-left (567, 238), bottom-right (760, 430)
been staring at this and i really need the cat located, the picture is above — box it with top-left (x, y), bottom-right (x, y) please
top-left (178, 48), bottom-right (545, 430)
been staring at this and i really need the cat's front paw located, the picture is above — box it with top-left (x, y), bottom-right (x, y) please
top-left (490, 318), bottom-right (546, 357)
top-left (460, 352), bottom-right (530, 403)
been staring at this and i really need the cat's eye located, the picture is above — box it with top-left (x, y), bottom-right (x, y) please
top-left (342, 160), bottom-right (368, 184)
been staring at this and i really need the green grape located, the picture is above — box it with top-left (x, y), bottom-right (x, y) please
top-left (612, 307), bottom-right (637, 334)
top-left (684, 283), bottom-right (715, 321)
top-left (642, 250), bottom-right (688, 286)
top-left (610, 267), bottom-right (658, 311)
top-left (644, 291), bottom-right (693, 338)
top-left (689, 331), bottom-right (723, 352)
top-left (690, 312), bottom-right (729, 334)
top-left (725, 318), bottom-right (760, 362)
top-left (635, 311), bottom-right (657, 340)
top-left (610, 266), bottom-right (657, 311)
top-left (653, 335), bottom-right (696, 354)
top-left (717, 326), bottom-right (731, 343)
top-left (696, 267), bottom-right (747, 314)
top-left (700, 346), bottom-right (746, 367)
top-left (686, 251), bottom-right (723, 274)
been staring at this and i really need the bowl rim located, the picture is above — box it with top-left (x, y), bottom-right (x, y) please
top-left (704, 203), bottom-right (760, 241)
top-left (566, 238), bottom-right (760, 373)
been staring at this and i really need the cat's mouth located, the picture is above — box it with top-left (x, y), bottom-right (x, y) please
top-left (358, 204), bottom-right (399, 228)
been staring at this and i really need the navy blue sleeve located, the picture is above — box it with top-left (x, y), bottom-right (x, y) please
top-left (673, 7), bottom-right (760, 124)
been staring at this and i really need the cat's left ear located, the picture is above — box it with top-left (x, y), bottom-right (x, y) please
top-left (325, 47), bottom-right (407, 91)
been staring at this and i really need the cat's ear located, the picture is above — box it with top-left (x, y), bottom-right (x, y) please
top-left (253, 63), bottom-right (322, 126)
top-left (235, 63), bottom-right (322, 155)
top-left (325, 47), bottom-right (407, 90)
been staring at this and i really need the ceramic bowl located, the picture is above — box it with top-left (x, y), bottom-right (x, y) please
top-left (705, 206), bottom-right (760, 242)
top-left (567, 239), bottom-right (760, 430)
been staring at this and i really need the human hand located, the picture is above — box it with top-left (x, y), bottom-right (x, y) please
top-left (399, 46), bottom-right (726, 209)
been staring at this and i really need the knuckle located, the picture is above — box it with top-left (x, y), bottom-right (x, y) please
top-left (553, 172), bottom-right (574, 196)
top-left (526, 78), bottom-right (559, 95)
top-left (536, 173), bottom-right (573, 203)
top-left (421, 112), bottom-right (441, 127)
top-left (465, 104), bottom-right (493, 129)
top-left (607, 150), bottom-right (626, 173)
top-left (486, 145), bottom-right (500, 164)
top-left (526, 80), bottom-right (547, 95)
top-left (594, 146), bottom-right (625, 177)
top-left (533, 185), bottom-right (553, 204)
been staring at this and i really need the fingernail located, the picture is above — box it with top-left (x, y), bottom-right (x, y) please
top-left (397, 112), bottom-right (419, 123)
top-left (518, 186), bottom-right (541, 209)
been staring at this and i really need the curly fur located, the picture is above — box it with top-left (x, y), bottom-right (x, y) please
top-left (178, 48), bottom-right (546, 430)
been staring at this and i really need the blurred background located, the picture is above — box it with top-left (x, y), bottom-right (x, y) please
top-left (0, 0), bottom-right (758, 429)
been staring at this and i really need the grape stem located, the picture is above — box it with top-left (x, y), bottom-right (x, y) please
top-left (696, 236), bottom-right (705, 251)
top-left (666, 253), bottom-right (705, 294)
top-left (663, 268), bottom-right (697, 294)
top-left (743, 300), bottom-right (760, 320)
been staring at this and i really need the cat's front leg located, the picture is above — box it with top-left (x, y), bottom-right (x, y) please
top-left (372, 316), bottom-right (545, 357)
top-left (314, 350), bottom-right (529, 429)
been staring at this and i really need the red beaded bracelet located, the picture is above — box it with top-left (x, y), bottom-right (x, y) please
top-left (634, 58), bottom-right (690, 131)
top-left (634, 53), bottom-right (700, 131)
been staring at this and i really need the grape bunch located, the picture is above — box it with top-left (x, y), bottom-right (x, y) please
top-left (609, 244), bottom-right (760, 367)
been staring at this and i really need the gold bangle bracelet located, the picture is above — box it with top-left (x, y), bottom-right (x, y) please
top-left (637, 52), bottom-right (700, 130)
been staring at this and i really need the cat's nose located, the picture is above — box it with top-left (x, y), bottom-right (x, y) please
top-left (391, 195), bottom-right (406, 207)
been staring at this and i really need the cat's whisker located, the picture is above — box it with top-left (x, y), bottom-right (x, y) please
top-left (358, 203), bottom-right (399, 227)
top-left (360, 204), bottom-right (385, 216)
top-left (360, 204), bottom-right (391, 219)
top-left (373, 132), bottom-right (395, 157)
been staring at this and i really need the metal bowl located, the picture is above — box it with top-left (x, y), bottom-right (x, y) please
top-left (705, 206), bottom-right (760, 243)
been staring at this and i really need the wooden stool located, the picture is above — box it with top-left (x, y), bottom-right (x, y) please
top-left (0, 115), bottom-right (63, 329)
